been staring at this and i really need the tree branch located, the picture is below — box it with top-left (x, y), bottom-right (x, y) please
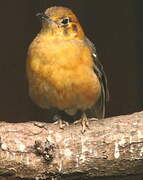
top-left (1, 111), bottom-right (143, 179)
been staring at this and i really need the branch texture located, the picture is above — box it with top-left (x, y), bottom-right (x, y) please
top-left (0, 111), bottom-right (143, 179)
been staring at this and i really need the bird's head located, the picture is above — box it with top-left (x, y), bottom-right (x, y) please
top-left (37, 6), bottom-right (84, 40)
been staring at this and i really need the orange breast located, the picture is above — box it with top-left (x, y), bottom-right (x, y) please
top-left (26, 36), bottom-right (101, 114)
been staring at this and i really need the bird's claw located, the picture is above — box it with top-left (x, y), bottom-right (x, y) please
top-left (74, 113), bottom-right (89, 133)
top-left (53, 115), bottom-right (69, 129)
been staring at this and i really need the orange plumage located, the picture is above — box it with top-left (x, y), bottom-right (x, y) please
top-left (26, 6), bottom-right (109, 131)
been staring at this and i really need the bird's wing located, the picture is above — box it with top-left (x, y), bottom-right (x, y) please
top-left (85, 37), bottom-right (109, 118)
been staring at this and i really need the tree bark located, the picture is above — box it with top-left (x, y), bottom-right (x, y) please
top-left (1, 111), bottom-right (143, 179)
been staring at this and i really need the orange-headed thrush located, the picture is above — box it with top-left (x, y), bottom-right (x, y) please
top-left (26, 6), bottom-right (109, 132)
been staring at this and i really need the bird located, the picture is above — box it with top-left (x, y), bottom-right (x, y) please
top-left (26, 6), bottom-right (109, 133)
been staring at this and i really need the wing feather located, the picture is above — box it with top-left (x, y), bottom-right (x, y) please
top-left (85, 37), bottom-right (109, 118)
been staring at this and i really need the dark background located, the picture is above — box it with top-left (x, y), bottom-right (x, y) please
top-left (0, 0), bottom-right (142, 122)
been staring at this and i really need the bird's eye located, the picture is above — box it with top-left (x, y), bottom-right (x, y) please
top-left (61, 18), bottom-right (69, 26)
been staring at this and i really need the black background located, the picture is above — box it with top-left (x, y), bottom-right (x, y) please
top-left (0, 0), bottom-right (142, 123)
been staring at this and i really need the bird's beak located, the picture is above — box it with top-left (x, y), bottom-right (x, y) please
top-left (36, 13), bottom-right (56, 31)
top-left (36, 13), bottom-right (50, 22)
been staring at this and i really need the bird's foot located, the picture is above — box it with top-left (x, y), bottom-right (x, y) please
top-left (53, 115), bottom-right (69, 129)
top-left (74, 113), bottom-right (89, 133)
